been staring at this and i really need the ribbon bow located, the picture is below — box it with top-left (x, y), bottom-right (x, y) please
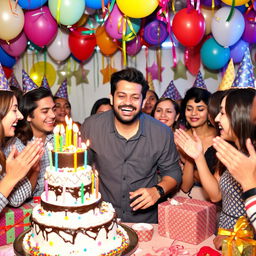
top-left (218, 216), bottom-right (256, 256)
top-left (0, 212), bottom-right (31, 235)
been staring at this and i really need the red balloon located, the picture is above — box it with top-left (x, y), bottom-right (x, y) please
top-left (172, 8), bottom-right (205, 47)
top-left (68, 27), bottom-right (96, 62)
top-left (2, 66), bottom-right (13, 79)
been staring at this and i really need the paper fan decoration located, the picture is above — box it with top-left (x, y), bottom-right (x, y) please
top-left (0, 64), bottom-right (10, 91)
top-left (22, 69), bottom-right (38, 93)
top-left (55, 78), bottom-right (68, 99)
top-left (161, 80), bottom-right (182, 100)
top-left (41, 75), bottom-right (50, 90)
top-left (232, 47), bottom-right (255, 89)
top-left (193, 71), bottom-right (207, 89)
top-left (218, 59), bottom-right (235, 91)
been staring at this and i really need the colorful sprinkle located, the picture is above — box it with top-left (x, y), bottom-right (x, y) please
top-left (49, 241), bottom-right (54, 246)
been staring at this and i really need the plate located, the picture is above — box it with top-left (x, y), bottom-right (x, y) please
top-left (13, 224), bottom-right (138, 256)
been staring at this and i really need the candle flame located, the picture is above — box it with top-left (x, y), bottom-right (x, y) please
top-left (53, 125), bottom-right (60, 134)
top-left (81, 142), bottom-right (87, 149)
top-left (86, 140), bottom-right (90, 147)
top-left (73, 123), bottom-right (79, 133)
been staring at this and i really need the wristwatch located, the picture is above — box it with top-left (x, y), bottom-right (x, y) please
top-left (154, 185), bottom-right (165, 198)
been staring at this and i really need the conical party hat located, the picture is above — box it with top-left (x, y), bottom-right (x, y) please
top-left (232, 47), bottom-right (255, 89)
top-left (218, 58), bottom-right (235, 91)
top-left (41, 75), bottom-right (50, 90)
top-left (161, 80), bottom-right (182, 100)
top-left (22, 69), bottom-right (38, 93)
top-left (55, 78), bottom-right (68, 99)
top-left (9, 73), bottom-right (21, 89)
top-left (0, 64), bottom-right (10, 91)
top-left (193, 71), bottom-right (207, 89)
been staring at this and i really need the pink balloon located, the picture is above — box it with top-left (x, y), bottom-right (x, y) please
top-left (0, 32), bottom-right (27, 57)
top-left (24, 6), bottom-right (58, 47)
top-left (126, 36), bottom-right (142, 56)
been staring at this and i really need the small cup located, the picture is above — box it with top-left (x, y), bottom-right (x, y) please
top-left (132, 223), bottom-right (154, 242)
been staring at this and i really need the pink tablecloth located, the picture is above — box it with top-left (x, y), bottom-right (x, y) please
top-left (125, 223), bottom-right (218, 256)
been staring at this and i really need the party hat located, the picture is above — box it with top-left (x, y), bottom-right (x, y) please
top-left (55, 78), bottom-right (68, 99)
top-left (9, 73), bottom-right (21, 89)
top-left (0, 64), bottom-right (10, 91)
top-left (193, 71), bottom-right (207, 89)
top-left (161, 80), bottom-right (182, 100)
top-left (232, 47), bottom-right (255, 89)
top-left (41, 75), bottom-right (50, 90)
top-left (22, 69), bottom-right (38, 93)
top-left (218, 59), bottom-right (235, 91)
top-left (148, 73), bottom-right (155, 91)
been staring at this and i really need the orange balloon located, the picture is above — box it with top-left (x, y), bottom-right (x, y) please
top-left (201, 6), bottom-right (218, 35)
top-left (96, 26), bottom-right (118, 56)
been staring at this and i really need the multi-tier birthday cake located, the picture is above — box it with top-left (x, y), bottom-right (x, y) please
top-left (23, 122), bottom-right (129, 256)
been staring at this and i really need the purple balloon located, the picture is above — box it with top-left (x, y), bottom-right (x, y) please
top-left (201, 0), bottom-right (221, 6)
top-left (0, 32), bottom-right (27, 57)
top-left (143, 20), bottom-right (168, 46)
top-left (24, 6), bottom-right (58, 47)
top-left (126, 36), bottom-right (142, 56)
top-left (230, 39), bottom-right (249, 63)
top-left (242, 10), bottom-right (256, 43)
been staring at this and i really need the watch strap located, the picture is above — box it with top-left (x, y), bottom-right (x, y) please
top-left (154, 185), bottom-right (165, 198)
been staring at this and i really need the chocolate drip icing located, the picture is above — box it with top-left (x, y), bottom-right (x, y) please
top-left (32, 214), bottom-right (117, 245)
top-left (52, 151), bottom-right (84, 168)
top-left (48, 183), bottom-right (91, 201)
top-left (41, 198), bottom-right (102, 214)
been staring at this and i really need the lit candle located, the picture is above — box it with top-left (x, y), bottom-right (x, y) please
top-left (65, 115), bottom-right (69, 147)
top-left (53, 125), bottom-right (60, 151)
top-left (78, 132), bottom-right (82, 148)
top-left (95, 170), bottom-right (99, 199)
top-left (55, 152), bottom-right (58, 171)
top-left (82, 142), bottom-right (87, 168)
top-left (91, 170), bottom-right (94, 194)
top-left (44, 175), bottom-right (49, 201)
top-left (47, 143), bottom-right (53, 170)
top-left (74, 149), bottom-right (77, 171)
top-left (59, 124), bottom-right (65, 152)
top-left (73, 123), bottom-right (79, 147)
top-left (68, 118), bottom-right (73, 147)
top-left (81, 183), bottom-right (84, 204)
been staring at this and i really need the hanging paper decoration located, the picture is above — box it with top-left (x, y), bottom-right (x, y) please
top-left (100, 64), bottom-right (118, 84)
top-left (171, 60), bottom-right (187, 80)
top-left (146, 62), bottom-right (165, 81)
top-left (73, 66), bottom-right (90, 85)
top-left (203, 67), bottom-right (218, 80)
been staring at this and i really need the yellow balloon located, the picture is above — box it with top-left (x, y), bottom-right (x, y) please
top-left (221, 0), bottom-right (249, 6)
top-left (116, 0), bottom-right (158, 18)
top-left (201, 6), bottom-right (218, 35)
top-left (0, 0), bottom-right (24, 41)
top-left (30, 62), bottom-right (56, 87)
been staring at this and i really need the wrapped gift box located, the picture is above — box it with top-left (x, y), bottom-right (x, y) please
top-left (0, 203), bottom-right (33, 246)
top-left (158, 196), bottom-right (216, 244)
top-left (222, 239), bottom-right (256, 256)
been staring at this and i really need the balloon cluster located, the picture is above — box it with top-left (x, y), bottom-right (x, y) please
top-left (0, 0), bottom-right (254, 73)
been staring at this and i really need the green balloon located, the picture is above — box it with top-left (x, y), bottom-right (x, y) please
top-left (48, 0), bottom-right (85, 26)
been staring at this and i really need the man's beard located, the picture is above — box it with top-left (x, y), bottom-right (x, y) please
top-left (113, 104), bottom-right (142, 124)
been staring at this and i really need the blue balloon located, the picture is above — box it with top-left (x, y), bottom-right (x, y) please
top-left (201, 38), bottom-right (230, 70)
top-left (18, 0), bottom-right (48, 9)
top-left (85, 0), bottom-right (110, 9)
top-left (230, 39), bottom-right (249, 64)
top-left (0, 47), bottom-right (16, 68)
top-left (235, 5), bottom-right (247, 13)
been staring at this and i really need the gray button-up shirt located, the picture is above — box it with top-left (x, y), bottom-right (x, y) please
top-left (81, 110), bottom-right (181, 223)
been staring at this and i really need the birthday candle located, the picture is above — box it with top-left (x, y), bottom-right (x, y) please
top-left (81, 183), bottom-right (84, 204)
top-left (45, 179), bottom-right (49, 201)
top-left (65, 115), bottom-right (70, 147)
top-left (95, 170), bottom-right (99, 199)
top-left (82, 142), bottom-right (87, 168)
top-left (47, 143), bottom-right (53, 170)
top-left (53, 125), bottom-right (60, 151)
top-left (68, 118), bottom-right (73, 146)
top-left (78, 132), bottom-right (82, 148)
top-left (55, 152), bottom-right (58, 171)
top-left (73, 123), bottom-right (79, 147)
top-left (91, 170), bottom-right (94, 194)
top-left (59, 124), bottom-right (65, 152)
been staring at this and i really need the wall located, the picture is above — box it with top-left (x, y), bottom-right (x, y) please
top-left (13, 46), bottom-right (221, 123)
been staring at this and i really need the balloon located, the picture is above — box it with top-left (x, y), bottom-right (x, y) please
top-left (30, 62), bottom-right (56, 86)
top-left (242, 10), bottom-right (256, 43)
top-left (222, 0), bottom-right (249, 6)
top-left (184, 44), bottom-right (201, 75)
top-left (72, 14), bottom-right (88, 28)
top-left (0, 32), bottom-right (27, 57)
top-left (49, 0), bottom-right (85, 26)
top-left (85, 0), bottom-right (110, 9)
top-left (0, 47), bottom-right (16, 68)
top-left (174, 0), bottom-right (187, 11)
top-left (116, 0), bottom-right (158, 18)
top-left (201, 0), bottom-right (221, 6)
top-left (105, 5), bottom-right (141, 40)
top-left (201, 6), bottom-right (217, 35)
top-left (48, 29), bottom-right (71, 63)
top-left (24, 6), bottom-right (58, 47)
top-left (211, 7), bottom-right (245, 47)
top-left (95, 26), bottom-right (118, 56)
top-left (201, 37), bottom-right (230, 70)
top-left (126, 36), bottom-right (142, 56)
top-left (172, 8), bottom-right (205, 47)
top-left (235, 5), bottom-right (247, 13)
top-left (0, 0), bottom-right (24, 41)
top-left (230, 39), bottom-right (249, 63)
top-left (143, 20), bottom-right (168, 46)
top-left (69, 27), bottom-right (96, 62)
top-left (18, 0), bottom-right (48, 9)
top-left (2, 66), bottom-right (13, 79)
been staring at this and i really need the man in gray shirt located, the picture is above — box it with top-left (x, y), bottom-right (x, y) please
top-left (81, 68), bottom-right (181, 223)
